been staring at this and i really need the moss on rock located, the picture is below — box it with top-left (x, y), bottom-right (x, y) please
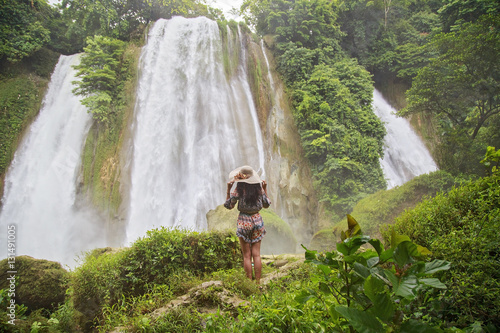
top-left (309, 171), bottom-right (457, 252)
top-left (0, 256), bottom-right (69, 312)
top-left (308, 227), bottom-right (339, 252)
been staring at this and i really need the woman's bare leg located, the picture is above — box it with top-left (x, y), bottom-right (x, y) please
top-left (239, 237), bottom-right (252, 280)
top-left (251, 241), bottom-right (262, 284)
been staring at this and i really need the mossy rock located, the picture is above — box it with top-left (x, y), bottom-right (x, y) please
top-left (308, 227), bottom-right (340, 252)
top-left (0, 256), bottom-right (69, 311)
top-left (207, 205), bottom-right (297, 254)
top-left (333, 171), bottom-right (457, 239)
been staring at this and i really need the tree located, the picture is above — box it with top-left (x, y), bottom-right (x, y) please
top-left (0, 0), bottom-right (51, 62)
top-left (72, 35), bottom-right (126, 124)
top-left (243, 0), bottom-right (343, 53)
top-left (401, 15), bottom-right (500, 142)
top-left (61, 0), bottom-right (201, 46)
top-left (438, 0), bottom-right (500, 31)
top-left (400, 14), bottom-right (500, 174)
top-left (293, 61), bottom-right (386, 211)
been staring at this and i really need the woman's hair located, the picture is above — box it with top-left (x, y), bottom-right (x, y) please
top-left (236, 182), bottom-right (262, 206)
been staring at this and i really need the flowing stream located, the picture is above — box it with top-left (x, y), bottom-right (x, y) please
top-left (372, 89), bottom-right (438, 188)
top-left (0, 55), bottom-right (106, 266)
top-left (126, 17), bottom-right (265, 244)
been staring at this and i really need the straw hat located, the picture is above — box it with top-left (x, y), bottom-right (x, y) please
top-left (228, 165), bottom-right (262, 184)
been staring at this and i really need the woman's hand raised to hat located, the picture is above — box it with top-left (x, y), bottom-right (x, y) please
top-left (227, 181), bottom-right (234, 189)
top-left (261, 180), bottom-right (267, 189)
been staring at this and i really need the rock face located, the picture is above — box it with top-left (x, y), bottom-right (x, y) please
top-left (0, 256), bottom-right (69, 311)
top-left (244, 34), bottom-right (319, 248)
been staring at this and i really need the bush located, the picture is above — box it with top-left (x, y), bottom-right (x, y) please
top-left (389, 173), bottom-right (500, 328)
top-left (71, 228), bottom-right (241, 330)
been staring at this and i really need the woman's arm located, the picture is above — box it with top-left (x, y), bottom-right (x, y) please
top-left (226, 181), bottom-right (234, 200)
top-left (262, 180), bottom-right (268, 197)
top-left (262, 180), bottom-right (271, 208)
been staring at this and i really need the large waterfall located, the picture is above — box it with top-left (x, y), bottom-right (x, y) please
top-left (373, 89), bottom-right (438, 188)
top-left (0, 17), bottom-right (440, 266)
top-left (0, 55), bottom-right (107, 266)
top-left (126, 17), bottom-right (265, 244)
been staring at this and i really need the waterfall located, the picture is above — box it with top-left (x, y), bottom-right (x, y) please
top-left (372, 89), bottom-right (438, 188)
top-left (0, 54), bottom-right (106, 266)
top-left (126, 17), bottom-right (266, 244)
top-left (259, 40), bottom-right (287, 216)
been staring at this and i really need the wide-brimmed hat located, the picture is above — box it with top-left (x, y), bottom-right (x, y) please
top-left (228, 165), bottom-right (262, 184)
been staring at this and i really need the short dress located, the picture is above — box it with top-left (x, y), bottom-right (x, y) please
top-left (224, 189), bottom-right (271, 243)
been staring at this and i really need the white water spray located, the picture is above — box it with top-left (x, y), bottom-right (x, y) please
top-left (373, 89), bottom-right (438, 188)
top-left (126, 17), bottom-right (266, 243)
top-left (0, 55), bottom-right (106, 266)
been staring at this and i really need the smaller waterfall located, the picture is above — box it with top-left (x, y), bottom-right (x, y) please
top-left (373, 89), bottom-right (438, 188)
top-left (236, 26), bottom-right (266, 178)
top-left (259, 40), bottom-right (286, 216)
top-left (0, 55), bottom-right (106, 266)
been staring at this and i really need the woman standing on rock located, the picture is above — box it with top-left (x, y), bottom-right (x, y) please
top-left (224, 166), bottom-right (270, 284)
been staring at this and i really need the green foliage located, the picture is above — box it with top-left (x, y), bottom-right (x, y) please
top-left (60, 0), bottom-right (207, 48)
top-left (71, 228), bottom-right (241, 330)
top-left (439, 0), bottom-right (500, 32)
top-left (0, 257), bottom-right (69, 313)
top-left (349, 171), bottom-right (457, 237)
top-left (480, 146), bottom-right (500, 175)
top-left (123, 228), bottom-right (241, 288)
top-left (338, 0), bottom-right (442, 80)
top-left (243, 0), bottom-right (343, 51)
top-left (98, 284), bottom-right (174, 332)
top-left (205, 263), bottom-right (332, 332)
top-left (0, 0), bottom-right (52, 63)
top-left (300, 216), bottom-right (450, 332)
top-left (0, 75), bottom-right (48, 179)
top-left (390, 167), bottom-right (500, 327)
top-left (80, 42), bottom-right (139, 216)
top-left (72, 35), bottom-right (126, 125)
top-left (401, 14), bottom-right (500, 175)
top-left (139, 306), bottom-right (205, 332)
top-left (293, 61), bottom-right (386, 211)
top-left (245, 1), bottom-right (387, 214)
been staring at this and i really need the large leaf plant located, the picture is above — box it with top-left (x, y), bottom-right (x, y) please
top-left (298, 215), bottom-right (450, 332)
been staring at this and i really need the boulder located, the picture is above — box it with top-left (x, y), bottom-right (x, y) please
top-left (0, 256), bottom-right (69, 311)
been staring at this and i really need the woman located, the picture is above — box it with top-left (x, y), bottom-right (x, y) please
top-left (224, 165), bottom-right (270, 284)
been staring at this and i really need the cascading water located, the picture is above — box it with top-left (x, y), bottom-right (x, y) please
top-left (372, 89), bottom-right (438, 188)
top-left (0, 54), bottom-right (106, 266)
top-left (126, 17), bottom-right (266, 244)
top-left (259, 40), bottom-right (286, 216)
top-left (0, 17), bottom-right (438, 265)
